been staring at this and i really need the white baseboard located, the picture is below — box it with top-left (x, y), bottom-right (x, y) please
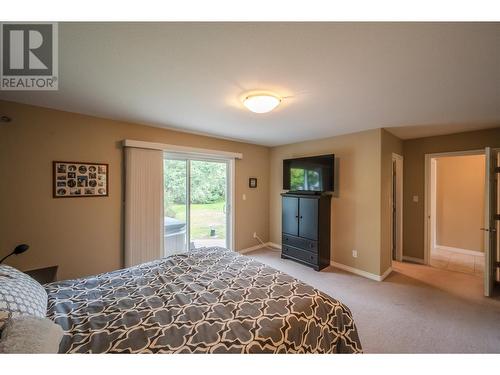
top-left (243, 243), bottom-right (392, 281)
top-left (267, 242), bottom-right (282, 250)
top-left (237, 243), bottom-right (267, 254)
top-left (238, 242), bottom-right (282, 254)
top-left (380, 266), bottom-right (393, 281)
top-left (433, 245), bottom-right (484, 257)
top-left (402, 256), bottom-right (425, 264)
top-left (330, 261), bottom-right (391, 282)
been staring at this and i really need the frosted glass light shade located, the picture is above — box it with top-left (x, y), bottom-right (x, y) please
top-left (243, 94), bottom-right (281, 113)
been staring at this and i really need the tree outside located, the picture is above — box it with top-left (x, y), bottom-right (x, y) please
top-left (164, 159), bottom-right (227, 240)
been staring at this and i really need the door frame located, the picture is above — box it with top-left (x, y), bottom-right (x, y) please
top-left (164, 152), bottom-right (235, 251)
top-left (423, 149), bottom-right (485, 265)
top-left (484, 147), bottom-right (499, 296)
top-left (391, 153), bottom-right (403, 262)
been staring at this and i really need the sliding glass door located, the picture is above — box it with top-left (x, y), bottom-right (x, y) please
top-left (163, 154), bottom-right (230, 257)
top-left (189, 160), bottom-right (228, 249)
top-left (163, 158), bottom-right (189, 256)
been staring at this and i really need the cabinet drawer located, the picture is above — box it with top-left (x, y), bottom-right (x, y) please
top-left (282, 234), bottom-right (318, 252)
top-left (282, 245), bottom-right (318, 265)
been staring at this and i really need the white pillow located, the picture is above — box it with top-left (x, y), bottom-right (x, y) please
top-left (0, 265), bottom-right (48, 318)
top-left (0, 316), bottom-right (64, 353)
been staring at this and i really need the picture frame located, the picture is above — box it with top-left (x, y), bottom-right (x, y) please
top-left (53, 161), bottom-right (109, 198)
top-left (249, 177), bottom-right (257, 188)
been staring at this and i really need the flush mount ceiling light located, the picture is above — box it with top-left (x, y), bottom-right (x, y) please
top-left (242, 93), bottom-right (281, 114)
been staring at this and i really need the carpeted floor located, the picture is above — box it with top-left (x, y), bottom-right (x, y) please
top-left (244, 247), bottom-right (500, 353)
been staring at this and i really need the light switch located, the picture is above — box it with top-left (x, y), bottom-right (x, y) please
top-left (413, 195), bottom-right (419, 203)
top-left (242, 194), bottom-right (247, 201)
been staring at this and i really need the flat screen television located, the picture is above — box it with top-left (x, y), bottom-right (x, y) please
top-left (283, 154), bottom-right (334, 193)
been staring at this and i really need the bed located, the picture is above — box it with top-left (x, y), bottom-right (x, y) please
top-left (44, 247), bottom-right (362, 353)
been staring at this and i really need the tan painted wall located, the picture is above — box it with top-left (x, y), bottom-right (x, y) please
top-left (8, 97), bottom-right (494, 279)
top-left (270, 129), bottom-right (383, 276)
top-left (435, 155), bottom-right (485, 252)
top-left (380, 129), bottom-right (403, 273)
top-left (0, 100), bottom-right (270, 280)
top-left (403, 127), bottom-right (500, 260)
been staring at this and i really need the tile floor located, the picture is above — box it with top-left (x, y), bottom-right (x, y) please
top-left (430, 247), bottom-right (484, 276)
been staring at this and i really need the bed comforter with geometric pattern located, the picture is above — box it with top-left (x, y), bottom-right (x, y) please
top-left (45, 247), bottom-right (362, 353)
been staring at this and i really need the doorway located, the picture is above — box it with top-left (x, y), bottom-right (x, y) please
top-left (391, 153), bottom-right (403, 262)
top-left (424, 149), bottom-right (500, 297)
top-left (427, 153), bottom-right (486, 276)
top-left (163, 154), bottom-right (232, 256)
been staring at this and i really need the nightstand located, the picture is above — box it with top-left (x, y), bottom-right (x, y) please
top-left (24, 266), bottom-right (58, 284)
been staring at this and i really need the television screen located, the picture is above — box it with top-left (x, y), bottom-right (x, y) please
top-left (283, 154), bottom-right (334, 192)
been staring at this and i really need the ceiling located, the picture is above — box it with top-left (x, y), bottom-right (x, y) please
top-left (1, 22), bottom-right (499, 146)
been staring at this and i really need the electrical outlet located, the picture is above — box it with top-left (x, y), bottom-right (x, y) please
top-left (352, 250), bottom-right (358, 258)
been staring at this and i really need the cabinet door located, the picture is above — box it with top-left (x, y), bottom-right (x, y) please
top-left (298, 197), bottom-right (318, 240)
top-left (282, 196), bottom-right (299, 236)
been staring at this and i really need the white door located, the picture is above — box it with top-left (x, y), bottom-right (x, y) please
top-left (483, 147), bottom-right (498, 297)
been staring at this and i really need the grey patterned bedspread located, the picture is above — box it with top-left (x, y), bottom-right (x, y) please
top-left (45, 247), bottom-right (362, 353)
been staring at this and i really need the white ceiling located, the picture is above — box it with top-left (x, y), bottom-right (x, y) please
top-left (1, 22), bottom-right (499, 146)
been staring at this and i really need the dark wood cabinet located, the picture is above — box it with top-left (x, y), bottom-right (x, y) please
top-left (281, 193), bottom-right (331, 271)
top-left (282, 195), bottom-right (299, 236)
top-left (298, 197), bottom-right (318, 240)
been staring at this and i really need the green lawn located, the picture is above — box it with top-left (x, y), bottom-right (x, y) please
top-left (167, 201), bottom-right (226, 239)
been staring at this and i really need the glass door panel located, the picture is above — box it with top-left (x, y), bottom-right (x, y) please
top-left (163, 158), bottom-right (188, 256)
top-left (189, 160), bottom-right (228, 250)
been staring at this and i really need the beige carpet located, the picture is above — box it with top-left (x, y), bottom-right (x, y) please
top-left (244, 247), bottom-right (500, 353)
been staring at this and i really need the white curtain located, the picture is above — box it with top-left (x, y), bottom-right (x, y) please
top-left (124, 147), bottom-right (164, 267)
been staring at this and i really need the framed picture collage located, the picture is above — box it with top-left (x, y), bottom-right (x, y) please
top-left (53, 161), bottom-right (109, 198)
